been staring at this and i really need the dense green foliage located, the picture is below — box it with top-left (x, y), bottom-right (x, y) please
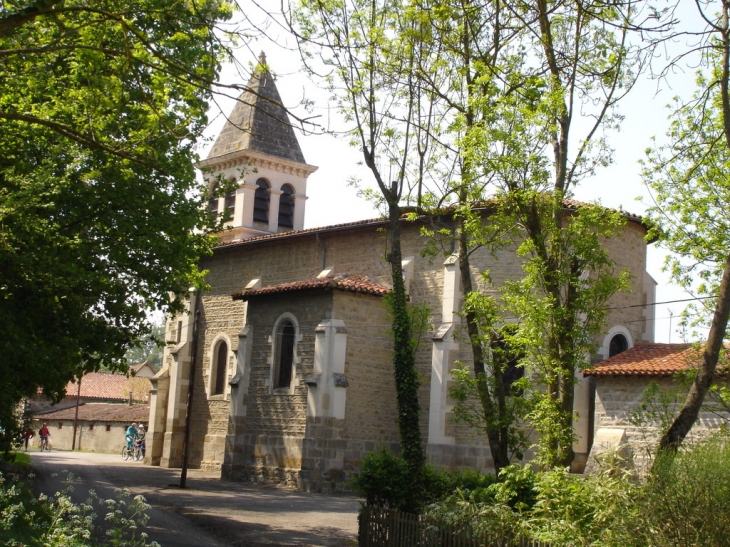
top-left (643, 52), bottom-right (730, 320)
top-left (642, 4), bottom-right (730, 450)
top-left (0, 0), bottom-right (232, 450)
top-left (294, 0), bottom-right (640, 476)
top-left (350, 447), bottom-right (496, 512)
top-left (0, 471), bottom-right (158, 546)
top-left (418, 433), bottom-right (730, 546)
top-left (123, 319), bottom-right (166, 371)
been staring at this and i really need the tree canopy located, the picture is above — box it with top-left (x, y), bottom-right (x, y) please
top-left (643, 0), bottom-right (730, 451)
top-left (0, 0), bottom-right (233, 449)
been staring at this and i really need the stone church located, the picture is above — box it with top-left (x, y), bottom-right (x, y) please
top-left (146, 55), bottom-right (657, 490)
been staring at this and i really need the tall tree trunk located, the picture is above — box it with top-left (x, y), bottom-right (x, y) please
top-left (657, 3), bottom-right (730, 457)
top-left (457, 223), bottom-right (511, 474)
top-left (385, 192), bottom-right (425, 511)
top-left (658, 253), bottom-right (730, 453)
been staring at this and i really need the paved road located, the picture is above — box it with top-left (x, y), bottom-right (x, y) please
top-left (30, 450), bottom-right (359, 547)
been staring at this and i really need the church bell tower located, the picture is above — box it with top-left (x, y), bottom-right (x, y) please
top-left (196, 52), bottom-right (318, 242)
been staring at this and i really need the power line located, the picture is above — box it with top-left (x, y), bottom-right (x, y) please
top-left (608, 295), bottom-right (714, 310)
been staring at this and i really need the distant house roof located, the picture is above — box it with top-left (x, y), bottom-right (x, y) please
top-left (232, 273), bottom-right (391, 301)
top-left (65, 371), bottom-right (151, 402)
top-left (129, 361), bottom-right (155, 378)
top-left (205, 52), bottom-right (306, 164)
top-left (586, 343), bottom-right (730, 377)
top-left (34, 403), bottom-right (149, 423)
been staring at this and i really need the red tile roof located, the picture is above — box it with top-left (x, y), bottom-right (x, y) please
top-left (65, 371), bottom-right (151, 402)
top-left (232, 273), bottom-right (391, 301)
top-left (586, 343), bottom-right (730, 376)
top-left (216, 199), bottom-right (646, 251)
top-left (34, 403), bottom-right (149, 423)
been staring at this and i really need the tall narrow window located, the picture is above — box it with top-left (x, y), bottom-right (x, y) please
top-left (213, 341), bottom-right (228, 395)
top-left (253, 178), bottom-right (270, 224)
top-left (224, 178), bottom-right (237, 219)
top-left (275, 321), bottom-right (295, 389)
top-left (208, 182), bottom-right (219, 216)
top-left (278, 184), bottom-right (295, 229)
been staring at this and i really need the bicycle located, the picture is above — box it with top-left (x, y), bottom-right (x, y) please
top-left (122, 442), bottom-right (143, 461)
top-left (39, 437), bottom-right (51, 451)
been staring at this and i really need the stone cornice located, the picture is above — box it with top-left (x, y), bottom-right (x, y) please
top-left (196, 149), bottom-right (318, 178)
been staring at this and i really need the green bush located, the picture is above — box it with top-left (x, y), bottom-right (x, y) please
top-left (451, 467), bottom-right (498, 492)
top-left (634, 434), bottom-right (730, 547)
top-left (487, 464), bottom-right (537, 510)
top-left (424, 490), bottom-right (524, 544)
top-left (523, 466), bottom-right (639, 546)
top-left (424, 436), bottom-right (730, 547)
top-left (352, 448), bottom-right (497, 512)
top-left (0, 471), bottom-right (159, 546)
top-left (351, 448), bottom-right (412, 511)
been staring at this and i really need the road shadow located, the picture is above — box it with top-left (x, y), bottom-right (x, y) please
top-left (29, 451), bottom-right (359, 547)
top-left (166, 506), bottom-right (358, 547)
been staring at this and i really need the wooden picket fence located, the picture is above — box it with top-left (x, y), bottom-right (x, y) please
top-left (358, 506), bottom-right (552, 547)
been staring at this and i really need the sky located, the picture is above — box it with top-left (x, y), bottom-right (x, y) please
top-left (196, 2), bottom-right (714, 345)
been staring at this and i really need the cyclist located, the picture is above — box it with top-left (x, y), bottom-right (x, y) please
top-left (137, 424), bottom-right (146, 458)
top-left (38, 423), bottom-right (50, 450)
top-left (125, 422), bottom-right (139, 452)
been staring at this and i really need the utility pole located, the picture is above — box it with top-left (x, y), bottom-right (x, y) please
top-left (668, 309), bottom-right (674, 343)
top-left (71, 375), bottom-right (82, 450)
top-left (180, 289), bottom-right (202, 489)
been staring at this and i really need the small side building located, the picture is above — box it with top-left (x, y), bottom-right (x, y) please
top-left (32, 403), bottom-right (149, 453)
top-left (30, 368), bottom-right (151, 452)
top-left (585, 343), bottom-right (730, 474)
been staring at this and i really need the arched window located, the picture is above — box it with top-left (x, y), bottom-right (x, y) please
top-left (208, 182), bottom-right (219, 216)
top-left (212, 340), bottom-right (228, 395)
top-left (224, 178), bottom-right (237, 218)
top-left (253, 178), bottom-right (270, 224)
top-left (274, 321), bottom-right (295, 389)
top-left (278, 184), bottom-right (295, 229)
top-left (609, 334), bottom-right (628, 357)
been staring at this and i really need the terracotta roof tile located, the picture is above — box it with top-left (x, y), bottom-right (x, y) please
top-left (232, 273), bottom-right (391, 301)
top-left (586, 343), bottom-right (730, 376)
top-left (65, 371), bottom-right (151, 402)
top-left (561, 198), bottom-right (644, 222)
top-left (34, 403), bottom-right (149, 423)
top-left (215, 200), bottom-right (646, 251)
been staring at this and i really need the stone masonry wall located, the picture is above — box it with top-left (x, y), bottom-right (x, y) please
top-left (188, 215), bottom-right (651, 479)
top-left (597, 220), bottom-right (653, 349)
top-left (594, 375), bottom-right (729, 474)
top-left (299, 290), bottom-right (426, 492)
top-left (335, 290), bottom-right (398, 445)
top-left (225, 292), bottom-right (328, 485)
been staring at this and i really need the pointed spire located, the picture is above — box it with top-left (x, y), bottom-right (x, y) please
top-left (206, 54), bottom-right (306, 164)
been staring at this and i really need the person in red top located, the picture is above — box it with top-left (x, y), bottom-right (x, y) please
top-left (38, 423), bottom-right (50, 450)
top-left (23, 428), bottom-right (34, 451)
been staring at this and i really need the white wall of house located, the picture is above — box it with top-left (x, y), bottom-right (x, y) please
top-left (31, 420), bottom-right (139, 454)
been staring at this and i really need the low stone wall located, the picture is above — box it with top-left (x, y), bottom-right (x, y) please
top-left (592, 375), bottom-right (729, 474)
